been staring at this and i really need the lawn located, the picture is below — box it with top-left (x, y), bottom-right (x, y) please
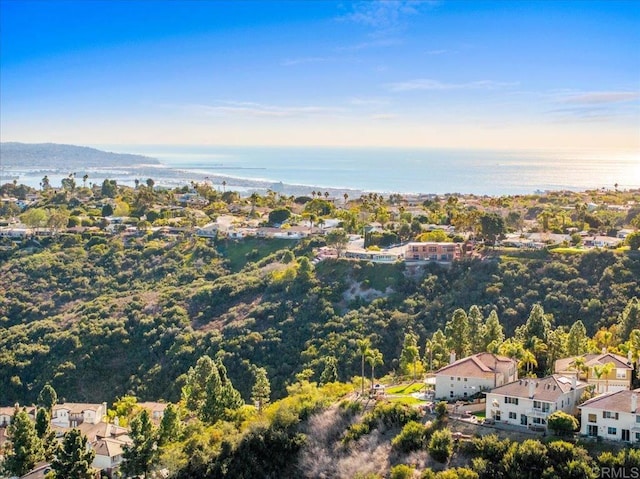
top-left (387, 396), bottom-right (426, 406)
top-left (386, 382), bottom-right (426, 395)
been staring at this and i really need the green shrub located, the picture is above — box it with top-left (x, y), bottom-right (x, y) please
top-left (392, 420), bottom-right (427, 453)
top-left (390, 464), bottom-right (415, 479)
top-left (429, 428), bottom-right (453, 463)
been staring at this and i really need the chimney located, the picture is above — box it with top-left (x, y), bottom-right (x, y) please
top-left (602, 347), bottom-right (607, 355)
top-left (450, 350), bottom-right (457, 364)
top-left (572, 375), bottom-right (577, 390)
top-left (632, 393), bottom-right (638, 414)
top-left (528, 380), bottom-right (535, 399)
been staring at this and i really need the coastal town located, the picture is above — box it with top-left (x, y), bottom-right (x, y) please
top-left (1, 176), bottom-right (640, 478)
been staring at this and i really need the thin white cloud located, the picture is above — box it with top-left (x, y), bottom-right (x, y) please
top-left (339, 1), bottom-right (436, 30)
top-left (560, 91), bottom-right (640, 105)
top-left (388, 79), bottom-right (519, 92)
top-left (349, 97), bottom-right (391, 107)
top-left (187, 101), bottom-right (344, 118)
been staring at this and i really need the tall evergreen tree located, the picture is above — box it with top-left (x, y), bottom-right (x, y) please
top-left (37, 384), bottom-right (57, 412)
top-left (200, 359), bottom-right (243, 423)
top-left (122, 409), bottom-right (158, 479)
top-left (35, 408), bottom-right (56, 460)
top-left (157, 403), bottom-right (182, 446)
top-left (400, 330), bottom-right (420, 379)
top-left (567, 320), bottom-right (588, 356)
top-left (3, 408), bottom-right (43, 476)
top-left (425, 329), bottom-right (449, 371)
top-left (181, 355), bottom-right (216, 412)
top-left (468, 305), bottom-right (485, 353)
top-left (519, 304), bottom-right (552, 347)
top-left (619, 297), bottom-right (640, 340)
top-left (483, 310), bottom-right (505, 351)
top-left (445, 308), bottom-right (471, 358)
top-left (251, 367), bottom-right (271, 414)
top-left (51, 429), bottom-right (96, 479)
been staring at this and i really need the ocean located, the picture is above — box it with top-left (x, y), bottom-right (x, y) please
top-left (4, 145), bottom-right (640, 196)
top-left (109, 145), bottom-right (640, 196)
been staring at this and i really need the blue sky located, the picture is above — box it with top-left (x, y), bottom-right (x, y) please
top-left (1, 0), bottom-right (639, 150)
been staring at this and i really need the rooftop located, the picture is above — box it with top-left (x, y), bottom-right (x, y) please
top-left (436, 352), bottom-right (516, 377)
top-left (489, 375), bottom-right (588, 402)
top-left (580, 388), bottom-right (640, 412)
top-left (555, 352), bottom-right (631, 373)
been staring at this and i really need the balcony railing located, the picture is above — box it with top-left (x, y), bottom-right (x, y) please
top-left (526, 408), bottom-right (550, 418)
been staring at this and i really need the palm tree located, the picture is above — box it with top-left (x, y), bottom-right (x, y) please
top-left (592, 362), bottom-right (615, 393)
top-left (601, 362), bottom-right (615, 393)
top-left (356, 338), bottom-right (371, 396)
top-left (569, 356), bottom-right (588, 380)
top-left (519, 349), bottom-right (538, 376)
top-left (222, 180), bottom-right (227, 192)
top-left (82, 174), bottom-right (89, 188)
top-left (343, 193), bottom-right (349, 207)
top-left (367, 349), bottom-right (383, 389)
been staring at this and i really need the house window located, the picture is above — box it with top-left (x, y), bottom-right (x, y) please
top-left (450, 391), bottom-right (454, 398)
top-left (636, 433), bottom-right (640, 442)
top-left (588, 414), bottom-right (597, 423)
top-left (532, 417), bottom-right (546, 425)
top-left (505, 397), bottom-right (519, 405)
top-left (509, 412), bottom-right (517, 419)
top-left (608, 427), bottom-right (617, 435)
top-left (603, 411), bottom-right (619, 420)
top-left (533, 401), bottom-right (550, 412)
top-left (617, 369), bottom-right (628, 379)
top-left (636, 415), bottom-right (640, 424)
top-left (464, 378), bottom-right (468, 382)
top-left (457, 377), bottom-right (461, 381)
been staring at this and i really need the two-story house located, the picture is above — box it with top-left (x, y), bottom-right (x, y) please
top-left (485, 375), bottom-right (590, 430)
top-left (580, 388), bottom-right (640, 442)
top-left (405, 242), bottom-right (461, 262)
top-left (555, 352), bottom-right (633, 394)
top-left (51, 402), bottom-right (108, 428)
top-left (92, 436), bottom-right (132, 479)
top-left (434, 352), bottom-right (518, 400)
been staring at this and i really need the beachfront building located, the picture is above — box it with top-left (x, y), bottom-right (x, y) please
top-left (485, 375), bottom-right (590, 430)
top-left (434, 352), bottom-right (518, 400)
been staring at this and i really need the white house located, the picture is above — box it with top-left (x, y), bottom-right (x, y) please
top-left (92, 436), bottom-right (132, 478)
top-left (485, 375), bottom-right (590, 430)
top-left (580, 388), bottom-right (640, 442)
top-left (51, 402), bottom-right (108, 428)
top-left (434, 352), bottom-right (518, 400)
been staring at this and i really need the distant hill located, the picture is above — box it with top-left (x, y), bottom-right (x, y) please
top-left (0, 142), bottom-right (159, 168)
